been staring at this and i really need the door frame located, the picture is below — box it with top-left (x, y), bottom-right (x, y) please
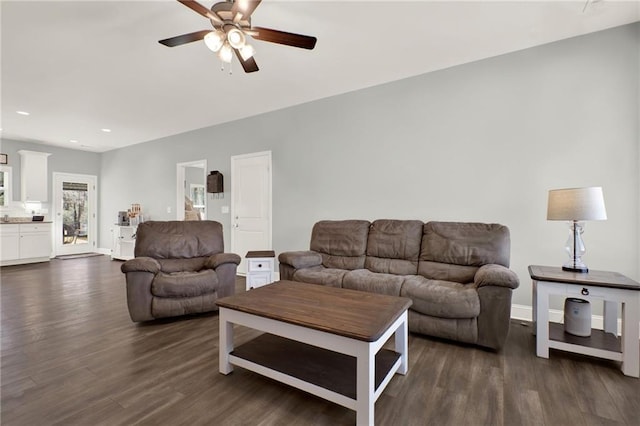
top-left (52, 172), bottom-right (98, 256)
top-left (176, 160), bottom-right (207, 220)
top-left (231, 150), bottom-right (273, 274)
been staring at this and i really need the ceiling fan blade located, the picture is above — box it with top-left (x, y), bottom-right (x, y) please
top-left (177, 0), bottom-right (222, 24)
top-left (251, 27), bottom-right (317, 50)
top-left (159, 30), bottom-right (211, 47)
top-left (231, 0), bottom-right (262, 21)
top-left (233, 48), bottom-right (259, 73)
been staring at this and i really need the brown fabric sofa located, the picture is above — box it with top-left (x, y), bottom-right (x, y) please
top-left (121, 221), bottom-right (241, 322)
top-left (278, 220), bottom-right (519, 350)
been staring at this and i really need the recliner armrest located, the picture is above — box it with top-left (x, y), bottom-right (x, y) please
top-left (474, 264), bottom-right (519, 289)
top-left (278, 251), bottom-right (323, 269)
top-left (121, 257), bottom-right (161, 274)
top-left (205, 253), bottom-right (242, 269)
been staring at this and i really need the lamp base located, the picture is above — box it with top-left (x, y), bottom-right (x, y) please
top-left (562, 265), bottom-right (589, 273)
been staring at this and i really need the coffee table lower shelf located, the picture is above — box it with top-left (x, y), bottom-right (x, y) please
top-left (230, 333), bottom-right (401, 401)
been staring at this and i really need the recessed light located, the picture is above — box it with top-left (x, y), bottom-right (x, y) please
top-left (69, 139), bottom-right (78, 143)
top-left (101, 128), bottom-right (111, 133)
top-left (16, 111), bottom-right (30, 116)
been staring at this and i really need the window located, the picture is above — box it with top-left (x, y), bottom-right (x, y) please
top-left (0, 166), bottom-right (12, 208)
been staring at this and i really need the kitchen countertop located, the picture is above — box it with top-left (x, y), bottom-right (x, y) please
top-left (1, 219), bottom-right (52, 224)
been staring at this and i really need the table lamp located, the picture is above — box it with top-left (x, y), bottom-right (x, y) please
top-left (547, 187), bottom-right (607, 273)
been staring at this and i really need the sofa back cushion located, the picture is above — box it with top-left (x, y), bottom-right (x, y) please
top-left (310, 220), bottom-right (370, 270)
top-left (135, 221), bottom-right (224, 259)
top-left (419, 222), bottom-right (510, 283)
top-left (365, 219), bottom-right (423, 275)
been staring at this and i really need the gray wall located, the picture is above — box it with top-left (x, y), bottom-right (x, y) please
top-left (99, 23), bottom-right (638, 309)
top-left (0, 138), bottom-right (101, 213)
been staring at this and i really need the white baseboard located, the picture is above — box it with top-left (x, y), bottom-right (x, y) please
top-left (511, 303), bottom-right (628, 336)
top-left (97, 247), bottom-right (112, 256)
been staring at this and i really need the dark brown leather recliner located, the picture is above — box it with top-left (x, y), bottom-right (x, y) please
top-left (121, 221), bottom-right (240, 322)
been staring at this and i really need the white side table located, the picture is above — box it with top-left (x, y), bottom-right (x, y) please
top-left (245, 250), bottom-right (275, 290)
top-left (529, 265), bottom-right (640, 378)
top-left (111, 225), bottom-right (136, 261)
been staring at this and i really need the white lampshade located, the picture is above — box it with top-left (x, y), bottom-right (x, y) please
top-left (547, 187), bottom-right (607, 221)
top-left (218, 43), bottom-right (233, 63)
top-left (204, 31), bottom-right (224, 52)
top-left (239, 44), bottom-right (255, 60)
top-left (227, 28), bottom-right (246, 49)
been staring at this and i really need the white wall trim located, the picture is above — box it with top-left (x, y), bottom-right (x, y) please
top-left (511, 303), bottom-right (631, 336)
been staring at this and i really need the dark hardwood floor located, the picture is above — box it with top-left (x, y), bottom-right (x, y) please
top-left (1, 256), bottom-right (638, 425)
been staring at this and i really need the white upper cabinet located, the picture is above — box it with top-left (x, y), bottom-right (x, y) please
top-left (17, 150), bottom-right (51, 202)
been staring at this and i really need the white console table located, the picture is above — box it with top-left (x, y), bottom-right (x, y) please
top-left (529, 265), bottom-right (640, 378)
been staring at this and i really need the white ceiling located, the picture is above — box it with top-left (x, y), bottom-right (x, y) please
top-left (2, 0), bottom-right (638, 153)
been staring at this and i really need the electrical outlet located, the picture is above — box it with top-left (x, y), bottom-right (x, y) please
top-left (221, 206), bottom-right (230, 214)
top-left (167, 206), bottom-right (171, 214)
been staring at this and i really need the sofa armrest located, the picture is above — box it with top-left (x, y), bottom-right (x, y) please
top-left (121, 257), bottom-right (161, 274)
top-left (205, 253), bottom-right (242, 269)
top-left (474, 264), bottom-right (519, 290)
top-left (278, 251), bottom-right (323, 269)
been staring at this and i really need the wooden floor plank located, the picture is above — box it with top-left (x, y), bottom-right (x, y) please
top-left (1, 256), bottom-right (639, 425)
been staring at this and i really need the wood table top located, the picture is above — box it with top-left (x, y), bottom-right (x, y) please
top-left (216, 280), bottom-right (412, 342)
top-left (528, 265), bottom-right (640, 290)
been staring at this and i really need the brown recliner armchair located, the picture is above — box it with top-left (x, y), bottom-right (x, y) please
top-left (121, 221), bottom-right (240, 322)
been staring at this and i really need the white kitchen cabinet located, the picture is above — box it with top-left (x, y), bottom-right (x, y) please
top-left (1, 222), bottom-right (52, 266)
top-left (0, 224), bottom-right (20, 261)
top-left (112, 225), bottom-right (136, 261)
top-left (19, 223), bottom-right (52, 259)
top-left (17, 150), bottom-right (51, 202)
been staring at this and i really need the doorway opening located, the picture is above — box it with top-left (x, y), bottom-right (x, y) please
top-left (53, 173), bottom-right (97, 256)
top-left (177, 160), bottom-right (207, 220)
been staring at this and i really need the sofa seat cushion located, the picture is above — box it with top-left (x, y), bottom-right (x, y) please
top-left (157, 257), bottom-right (207, 273)
top-left (401, 276), bottom-right (480, 318)
top-left (293, 266), bottom-right (347, 288)
top-left (343, 269), bottom-right (405, 297)
top-left (152, 293), bottom-right (219, 319)
top-left (151, 270), bottom-right (218, 297)
top-left (408, 310), bottom-right (478, 344)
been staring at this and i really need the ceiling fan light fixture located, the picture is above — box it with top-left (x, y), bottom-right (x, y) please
top-left (204, 30), bottom-right (224, 52)
top-left (218, 42), bottom-right (233, 63)
top-left (239, 44), bottom-right (256, 60)
top-left (227, 28), bottom-right (246, 49)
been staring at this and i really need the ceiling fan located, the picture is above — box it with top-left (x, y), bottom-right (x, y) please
top-left (159, 0), bottom-right (317, 73)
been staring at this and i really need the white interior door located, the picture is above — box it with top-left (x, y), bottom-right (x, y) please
top-left (53, 173), bottom-right (97, 256)
top-left (231, 151), bottom-right (272, 275)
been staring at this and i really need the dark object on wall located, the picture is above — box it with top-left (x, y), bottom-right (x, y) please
top-left (207, 171), bottom-right (223, 194)
top-left (0, 153), bottom-right (7, 164)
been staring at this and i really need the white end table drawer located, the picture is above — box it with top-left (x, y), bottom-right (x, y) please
top-left (248, 259), bottom-right (274, 272)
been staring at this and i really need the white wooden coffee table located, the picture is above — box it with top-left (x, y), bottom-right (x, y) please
top-left (216, 280), bottom-right (412, 425)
